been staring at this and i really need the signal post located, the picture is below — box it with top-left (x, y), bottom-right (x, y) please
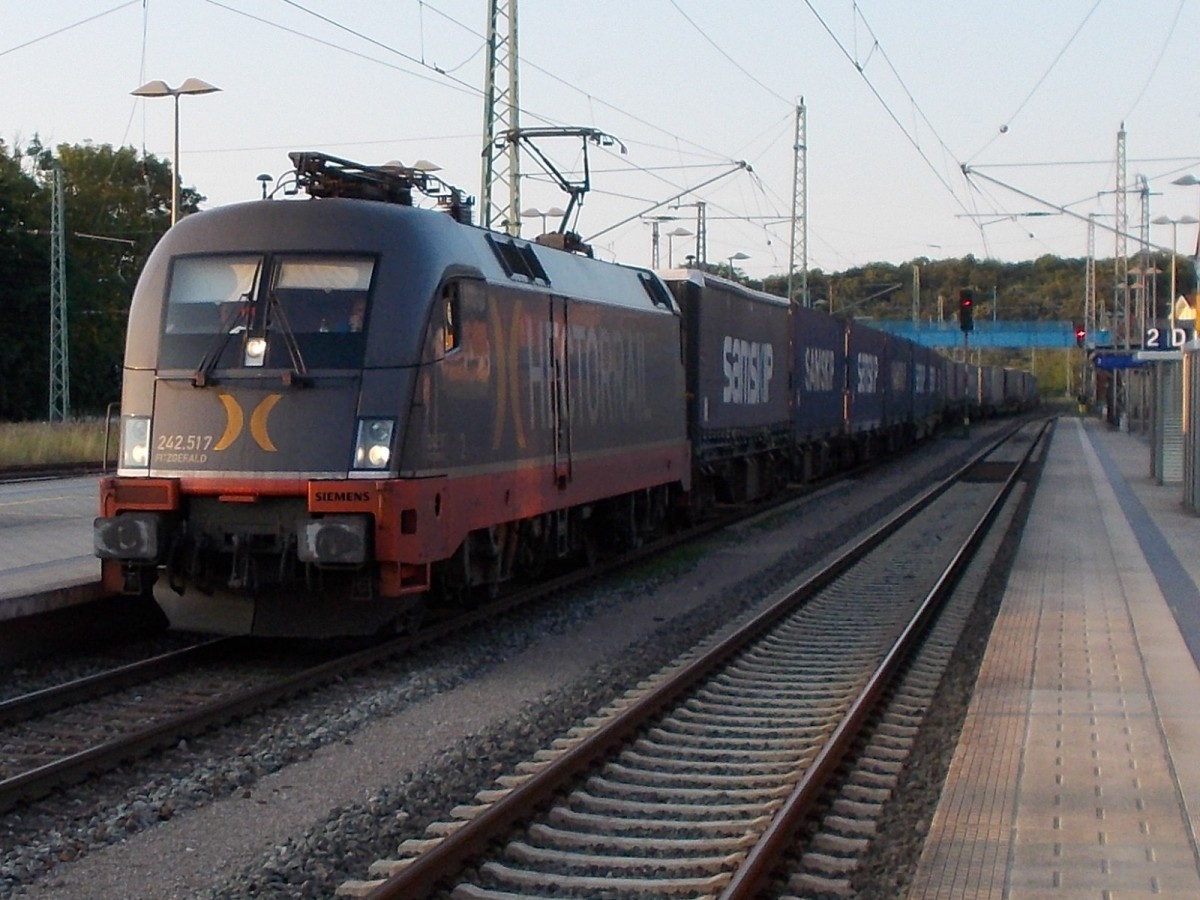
top-left (959, 289), bottom-right (973, 436)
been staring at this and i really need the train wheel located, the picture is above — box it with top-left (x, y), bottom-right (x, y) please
top-left (576, 514), bottom-right (600, 567)
top-left (401, 603), bottom-right (427, 635)
top-left (515, 517), bottom-right (550, 580)
top-left (434, 543), bottom-right (471, 607)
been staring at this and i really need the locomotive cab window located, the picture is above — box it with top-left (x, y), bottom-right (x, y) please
top-left (159, 253), bottom-right (376, 371)
top-left (443, 285), bottom-right (461, 354)
top-left (164, 255), bottom-right (262, 335)
top-left (272, 257), bottom-right (373, 334)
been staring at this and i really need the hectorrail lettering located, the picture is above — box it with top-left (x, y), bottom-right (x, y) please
top-left (525, 317), bottom-right (649, 429)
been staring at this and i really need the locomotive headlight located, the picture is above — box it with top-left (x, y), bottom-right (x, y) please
top-left (120, 416), bottom-right (151, 470)
top-left (244, 336), bottom-right (268, 367)
top-left (353, 418), bottom-right (395, 470)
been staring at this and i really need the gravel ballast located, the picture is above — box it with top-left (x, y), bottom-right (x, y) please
top-left (5, 426), bottom-right (1018, 899)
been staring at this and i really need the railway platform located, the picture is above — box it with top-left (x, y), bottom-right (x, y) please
top-left (910, 416), bottom-right (1200, 897)
top-left (0, 475), bottom-right (102, 621)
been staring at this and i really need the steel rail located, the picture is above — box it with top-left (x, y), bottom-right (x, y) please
top-left (0, 637), bottom-right (234, 728)
top-left (0, 418), bottom-right (1033, 820)
top-left (0, 484), bottom-right (785, 814)
top-left (364, 417), bottom-right (1047, 899)
top-left (719, 415), bottom-right (1052, 898)
top-left (0, 493), bottom-right (764, 812)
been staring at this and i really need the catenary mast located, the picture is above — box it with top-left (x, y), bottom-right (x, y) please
top-left (49, 163), bottom-right (70, 422)
top-left (480, 0), bottom-right (520, 235)
top-left (788, 100), bottom-right (808, 307)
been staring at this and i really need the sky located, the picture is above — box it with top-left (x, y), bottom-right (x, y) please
top-left (3, 0), bottom-right (1200, 283)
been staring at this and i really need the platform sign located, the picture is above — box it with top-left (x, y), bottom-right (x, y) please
top-left (1094, 352), bottom-right (1150, 370)
top-left (1145, 320), bottom-right (1194, 351)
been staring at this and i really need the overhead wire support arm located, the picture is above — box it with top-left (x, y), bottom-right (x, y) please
top-left (489, 127), bottom-right (627, 234)
top-left (961, 164), bottom-right (1168, 253)
top-left (585, 160), bottom-right (752, 244)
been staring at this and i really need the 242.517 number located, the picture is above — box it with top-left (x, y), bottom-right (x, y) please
top-left (156, 433), bottom-right (213, 452)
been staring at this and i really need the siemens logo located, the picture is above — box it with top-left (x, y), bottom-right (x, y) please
top-left (314, 491), bottom-right (372, 503)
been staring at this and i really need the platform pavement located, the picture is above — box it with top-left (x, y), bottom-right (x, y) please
top-left (909, 416), bottom-right (1200, 897)
top-left (0, 476), bottom-right (103, 619)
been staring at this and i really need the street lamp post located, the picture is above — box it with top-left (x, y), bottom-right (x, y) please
top-left (727, 251), bottom-right (751, 281)
top-left (666, 227), bottom-right (692, 268)
top-left (521, 205), bottom-right (567, 235)
top-left (642, 215), bottom-right (682, 268)
top-left (131, 77), bottom-right (221, 225)
top-left (1153, 214), bottom-right (1199, 328)
top-left (1171, 175), bottom-right (1200, 258)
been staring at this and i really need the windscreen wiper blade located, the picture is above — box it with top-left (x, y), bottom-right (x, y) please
top-left (193, 298), bottom-right (250, 387)
top-left (264, 289), bottom-right (310, 386)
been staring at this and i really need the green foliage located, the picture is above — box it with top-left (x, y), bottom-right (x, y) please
top-left (0, 140), bottom-right (49, 420)
top-left (763, 253), bottom-right (1196, 323)
top-left (0, 138), bottom-right (203, 421)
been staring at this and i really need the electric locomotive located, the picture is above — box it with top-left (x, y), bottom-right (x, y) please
top-left (94, 153), bottom-right (689, 635)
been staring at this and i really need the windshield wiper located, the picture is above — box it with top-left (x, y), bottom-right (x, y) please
top-left (264, 288), bottom-right (310, 387)
top-left (192, 260), bottom-right (261, 388)
top-left (193, 297), bottom-right (251, 387)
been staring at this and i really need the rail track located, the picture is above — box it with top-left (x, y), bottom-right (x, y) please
top-left (0, 636), bottom-right (334, 814)
top-left (0, 413), bottom-right (966, 818)
top-left (334, 417), bottom-right (1051, 899)
top-left (0, 474), bottom-right (824, 816)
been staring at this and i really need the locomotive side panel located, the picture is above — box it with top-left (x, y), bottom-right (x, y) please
top-left (395, 276), bottom-right (687, 517)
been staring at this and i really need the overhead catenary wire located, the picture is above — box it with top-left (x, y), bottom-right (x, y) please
top-left (666, 0), bottom-right (793, 108)
top-left (0, 0), bottom-right (139, 58)
top-left (963, 165), bottom-right (1178, 255)
top-left (800, 0), bottom-right (970, 213)
top-left (966, 0), bottom-right (1105, 163)
top-left (208, 0), bottom-right (786, 239)
top-left (206, 0), bottom-right (483, 100)
top-left (21, 1), bottom-right (1174, 273)
top-left (1121, 0), bottom-right (1186, 121)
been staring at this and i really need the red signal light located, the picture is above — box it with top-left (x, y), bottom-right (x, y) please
top-left (958, 289), bottom-right (974, 332)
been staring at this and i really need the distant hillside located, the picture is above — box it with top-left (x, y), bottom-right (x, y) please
top-left (759, 254), bottom-right (1195, 325)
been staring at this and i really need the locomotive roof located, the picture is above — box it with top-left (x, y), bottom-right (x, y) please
top-left (124, 197), bottom-right (679, 372)
top-left (154, 198), bottom-right (678, 315)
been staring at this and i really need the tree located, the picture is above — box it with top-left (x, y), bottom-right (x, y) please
top-left (0, 139), bottom-right (198, 419)
top-left (0, 141), bottom-right (49, 420)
